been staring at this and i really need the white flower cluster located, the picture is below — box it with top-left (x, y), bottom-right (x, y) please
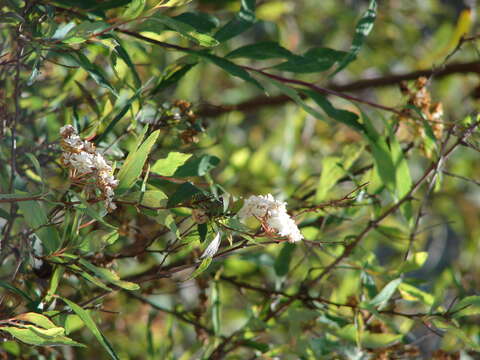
top-left (60, 125), bottom-right (118, 212)
top-left (238, 194), bottom-right (303, 243)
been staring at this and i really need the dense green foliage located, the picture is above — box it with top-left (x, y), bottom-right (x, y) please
top-left (1, 0), bottom-right (480, 358)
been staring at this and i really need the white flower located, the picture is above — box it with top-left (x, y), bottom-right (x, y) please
top-left (63, 135), bottom-right (84, 149)
top-left (60, 125), bottom-right (119, 212)
top-left (69, 151), bottom-right (94, 174)
top-left (238, 194), bottom-right (303, 243)
top-left (92, 153), bottom-right (109, 171)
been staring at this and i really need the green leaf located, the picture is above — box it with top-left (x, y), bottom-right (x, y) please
top-left (198, 223), bottom-right (208, 243)
top-left (0, 192), bottom-right (43, 201)
top-left (362, 113), bottom-right (396, 190)
top-left (226, 41), bottom-right (294, 60)
top-left (78, 259), bottom-right (140, 291)
top-left (215, 0), bottom-right (256, 42)
top-left (173, 154), bottom-right (220, 177)
top-left (151, 61), bottom-right (197, 94)
top-left (187, 258), bottom-right (212, 279)
top-left (315, 144), bottom-right (363, 202)
top-left (243, 339), bottom-right (269, 353)
top-left (398, 283), bottom-right (435, 307)
top-left (155, 210), bottom-right (180, 238)
top-left (274, 243), bottom-right (296, 277)
top-left (0, 326), bottom-right (84, 347)
top-left (0, 281), bottom-right (34, 303)
top-left (150, 13), bottom-right (219, 47)
top-left (18, 199), bottom-right (61, 254)
top-left (75, 81), bottom-right (101, 117)
top-left (451, 296), bottom-right (480, 318)
top-left (45, 267), bottom-right (64, 303)
top-left (13, 313), bottom-right (57, 330)
top-left (195, 51), bottom-right (263, 90)
top-left (368, 278), bottom-right (402, 308)
top-left (263, 77), bottom-right (324, 119)
top-left (389, 130), bottom-right (412, 221)
top-left (333, 0), bottom-right (377, 75)
top-left (122, 0), bottom-right (146, 20)
top-left (63, 21), bottom-right (110, 44)
top-left (398, 252), bottom-right (428, 273)
top-left (274, 48), bottom-right (348, 73)
top-left (95, 89), bottom-right (142, 144)
top-left (173, 12), bottom-right (219, 33)
top-left (60, 297), bottom-right (120, 360)
top-left (336, 324), bottom-right (402, 349)
top-left (151, 152), bottom-right (192, 176)
top-left (166, 182), bottom-right (201, 207)
top-left (122, 190), bottom-right (168, 208)
top-left (66, 51), bottom-right (117, 95)
top-left (303, 90), bottom-right (365, 133)
top-left (116, 129), bottom-right (160, 192)
top-left (76, 195), bottom-right (117, 229)
top-left (212, 280), bottom-right (221, 335)
top-left (112, 39), bottom-right (142, 88)
top-left (156, 0), bottom-right (193, 7)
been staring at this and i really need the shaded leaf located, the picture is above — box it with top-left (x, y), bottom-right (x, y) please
top-left (195, 51), bottom-right (263, 90)
top-left (303, 90), bottom-right (365, 133)
top-left (173, 154), bottom-right (220, 177)
top-left (60, 297), bottom-right (120, 360)
top-left (274, 242), bottom-right (296, 277)
top-left (166, 182), bottom-right (201, 207)
top-left (227, 41), bottom-right (294, 60)
top-left (18, 199), bottom-right (61, 254)
top-left (151, 61), bottom-right (197, 94)
top-left (214, 0), bottom-right (256, 42)
top-left (173, 12), bottom-right (219, 33)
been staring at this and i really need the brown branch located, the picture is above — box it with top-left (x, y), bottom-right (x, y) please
top-left (197, 61), bottom-right (480, 117)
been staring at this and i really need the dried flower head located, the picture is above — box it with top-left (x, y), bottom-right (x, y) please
top-left (59, 125), bottom-right (118, 212)
top-left (398, 77), bottom-right (445, 156)
top-left (238, 194), bottom-right (303, 243)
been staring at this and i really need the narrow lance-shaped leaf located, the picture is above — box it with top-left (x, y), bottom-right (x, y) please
top-left (389, 129), bottom-right (413, 222)
top-left (149, 13), bottom-right (219, 47)
top-left (212, 280), bottom-right (221, 335)
top-left (193, 51), bottom-right (263, 90)
top-left (78, 259), bottom-right (140, 291)
top-left (214, 0), bottom-right (256, 42)
top-left (18, 199), bottom-right (61, 254)
top-left (302, 89), bottom-right (365, 133)
top-left (368, 278), bottom-right (402, 308)
top-left (60, 297), bottom-right (120, 360)
top-left (95, 88), bottom-right (142, 144)
top-left (226, 41), bottom-right (294, 60)
top-left (274, 243), bottom-right (296, 277)
top-left (68, 51), bottom-right (117, 95)
top-left (151, 61), bottom-right (197, 95)
top-left (187, 258), bottom-right (212, 280)
top-left (332, 0), bottom-right (377, 75)
top-left (200, 232), bottom-right (222, 259)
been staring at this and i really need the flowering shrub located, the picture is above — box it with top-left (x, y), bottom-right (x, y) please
top-left (1, 1), bottom-right (480, 359)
